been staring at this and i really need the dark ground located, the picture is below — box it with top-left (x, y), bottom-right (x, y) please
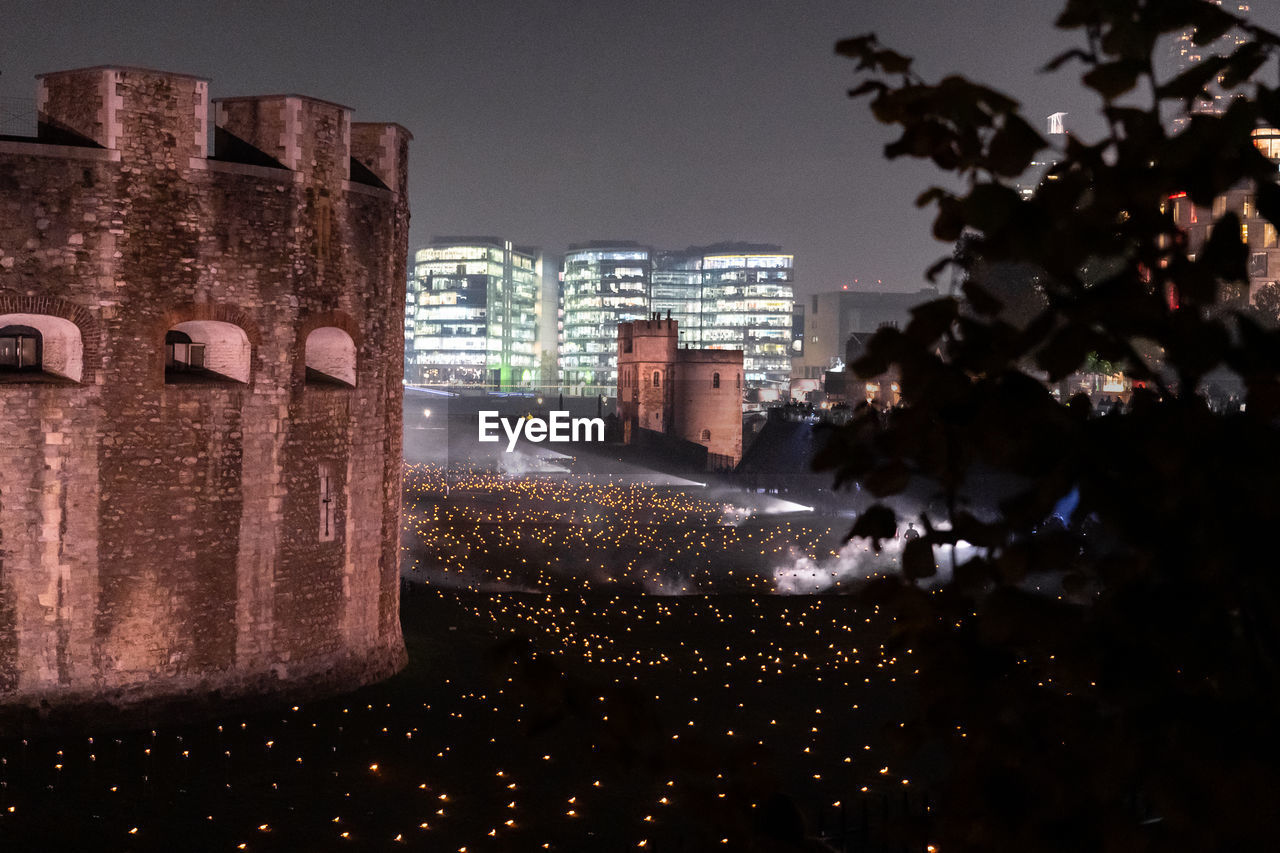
top-left (0, 586), bottom-right (930, 851)
top-left (1, 458), bottom-right (935, 851)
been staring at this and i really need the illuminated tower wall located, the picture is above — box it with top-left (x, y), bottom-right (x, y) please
top-left (617, 316), bottom-right (744, 467)
top-left (0, 66), bottom-right (410, 719)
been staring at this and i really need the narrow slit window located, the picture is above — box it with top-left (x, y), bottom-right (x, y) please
top-left (318, 462), bottom-right (336, 542)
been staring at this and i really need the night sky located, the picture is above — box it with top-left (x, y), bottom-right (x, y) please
top-left (6, 0), bottom-right (1279, 294)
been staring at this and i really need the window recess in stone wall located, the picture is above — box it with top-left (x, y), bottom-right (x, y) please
top-left (0, 314), bottom-right (83, 384)
top-left (0, 326), bottom-right (40, 372)
top-left (165, 320), bottom-right (250, 384)
top-left (305, 327), bottom-right (356, 388)
top-left (318, 462), bottom-right (337, 542)
top-left (314, 195), bottom-right (333, 259)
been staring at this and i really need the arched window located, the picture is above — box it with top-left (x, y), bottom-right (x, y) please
top-left (165, 320), bottom-right (250, 384)
top-left (305, 326), bottom-right (356, 387)
top-left (712, 372), bottom-right (720, 389)
top-left (0, 313), bottom-right (83, 383)
top-left (0, 325), bottom-right (41, 372)
top-left (701, 429), bottom-right (711, 441)
top-left (165, 329), bottom-right (201, 372)
top-left (652, 370), bottom-right (660, 388)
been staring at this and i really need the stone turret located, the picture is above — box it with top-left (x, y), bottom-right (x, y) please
top-left (617, 314), bottom-right (743, 467)
top-left (0, 66), bottom-right (412, 727)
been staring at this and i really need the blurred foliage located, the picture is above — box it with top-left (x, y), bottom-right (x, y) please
top-left (1251, 279), bottom-right (1280, 325)
top-left (819, 1), bottom-right (1280, 849)
top-left (1083, 351), bottom-right (1118, 376)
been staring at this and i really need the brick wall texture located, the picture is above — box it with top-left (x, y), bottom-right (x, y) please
top-left (617, 318), bottom-right (744, 464)
top-left (0, 67), bottom-right (411, 721)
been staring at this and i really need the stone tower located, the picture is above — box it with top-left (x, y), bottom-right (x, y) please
top-left (0, 66), bottom-right (411, 723)
top-left (617, 314), bottom-right (678, 435)
top-left (617, 315), bottom-right (743, 467)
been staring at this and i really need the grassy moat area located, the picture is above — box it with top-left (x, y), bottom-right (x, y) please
top-left (1, 465), bottom-right (932, 851)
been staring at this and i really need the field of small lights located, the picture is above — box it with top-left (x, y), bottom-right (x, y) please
top-left (0, 462), bottom-right (936, 851)
top-left (400, 462), bottom-right (865, 595)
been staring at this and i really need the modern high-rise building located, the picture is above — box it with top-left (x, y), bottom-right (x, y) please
top-left (1164, 5), bottom-right (1280, 304)
top-left (559, 242), bottom-right (651, 390)
top-left (558, 242), bottom-right (795, 390)
top-left (1170, 2), bottom-right (1251, 128)
top-left (1017, 112), bottom-right (1068, 201)
top-left (793, 287), bottom-right (940, 380)
top-left (651, 249), bottom-right (704, 346)
top-left (1168, 127), bottom-right (1280, 303)
top-left (405, 238), bottom-right (541, 388)
top-left (698, 246), bottom-right (795, 387)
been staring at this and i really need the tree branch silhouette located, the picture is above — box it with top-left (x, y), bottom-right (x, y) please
top-left (822, 1), bottom-right (1280, 848)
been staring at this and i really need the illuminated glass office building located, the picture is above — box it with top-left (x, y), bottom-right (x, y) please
top-left (559, 243), bottom-right (651, 390)
top-left (1171, 1), bottom-right (1250, 126)
top-left (405, 238), bottom-right (541, 388)
top-left (650, 249), bottom-right (703, 346)
top-left (558, 242), bottom-right (794, 390)
top-left (697, 246), bottom-right (795, 387)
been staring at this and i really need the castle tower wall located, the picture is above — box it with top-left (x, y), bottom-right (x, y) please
top-left (0, 66), bottom-right (410, 722)
top-left (616, 317), bottom-right (743, 466)
top-left (351, 122), bottom-right (411, 196)
top-left (674, 351), bottom-right (744, 465)
top-left (215, 95), bottom-right (349, 183)
top-left (617, 316), bottom-right (678, 436)
top-left (37, 67), bottom-right (209, 160)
